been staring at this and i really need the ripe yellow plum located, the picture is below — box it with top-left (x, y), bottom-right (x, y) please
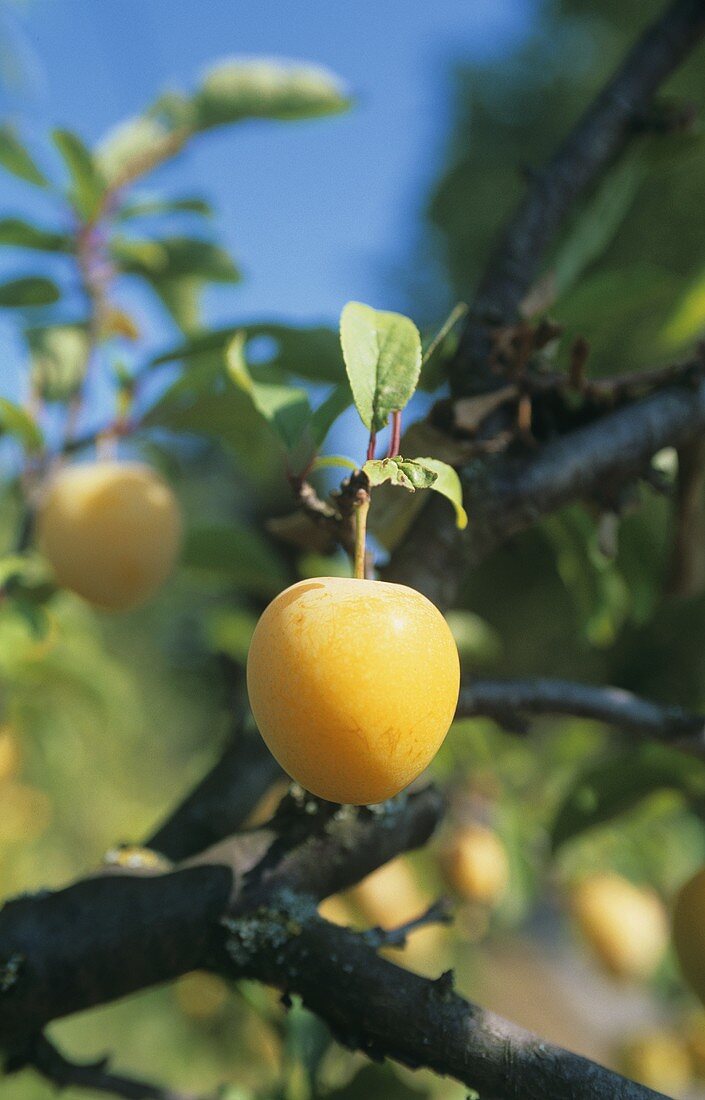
top-left (246, 577), bottom-right (460, 804)
top-left (37, 461), bottom-right (182, 611)
top-left (673, 867), bottom-right (705, 1005)
top-left (570, 873), bottom-right (668, 981)
top-left (441, 824), bottom-right (509, 906)
top-left (618, 1031), bottom-right (693, 1096)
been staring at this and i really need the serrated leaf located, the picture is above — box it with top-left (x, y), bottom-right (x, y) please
top-left (182, 524), bottom-right (287, 596)
top-left (310, 383), bottom-right (351, 448)
top-left (0, 126), bottom-right (49, 187)
top-left (340, 301), bottom-right (422, 432)
top-left (52, 129), bottom-right (106, 220)
top-left (27, 324), bottom-right (90, 402)
top-left (0, 276), bottom-right (60, 308)
top-left (194, 58), bottom-right (350, 129)
top-left (551, 743), bottom-right (705, 851)
top-left (226, 333), bottom-right (311, 451)
top-left (362, 457), bottom-right (437, 491)
top-left (0, 218), bottom-right (72, 252)
top-left (151, 322), bottom-right (342, 382)
top-left (412, 457), bottom-right (468, 529)
top-left (0, 399), bottom-right (44, 451)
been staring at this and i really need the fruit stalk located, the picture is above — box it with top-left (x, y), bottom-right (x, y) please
top-left (354, 490), bottom-right (371, 580)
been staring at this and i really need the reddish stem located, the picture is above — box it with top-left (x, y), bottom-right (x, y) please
top-left (388, 411), bottom-right (402, 458)
top-left (366, 431), bottom-right (377, 462)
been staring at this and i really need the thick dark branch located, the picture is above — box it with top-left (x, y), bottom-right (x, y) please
top-left (226, 912), bottom-right (667, 1100)
top-left (0, 787), bottom-right (442, 1047)
top-left (387, 373), bottom-right (705, 607)
top-left (458, 677), bottom-right (705, 748)
top-left (10, 1032), bottom-right (203, 1100)
top-left (453, 0), bottom-right (705, 393)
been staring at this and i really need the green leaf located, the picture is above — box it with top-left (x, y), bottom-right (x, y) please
top-left (340, 301), bottom-right (422, 432)
top-left (150, 322), bottom-right (343, 383)
top-left (0, 399), bottom-right (44, 451)
top-left (204, 607), bottom-right (257, 664)
top-left (363, 457), bottom-right (437, 491)
top-left (0, 218), bottom-right (72, 252)
top-left (111, 235), bottom-right (239, 282)
top-left (310, 383), bottom-right (352, 448)
top-left (311, 454), bottom-right (357, 473)
top-left (547, 147), bottom-right (649, 304)
top-left (551, 743), bottom-right (705, 851)
top-left (226, 333), bottom-right (311, 451)
top-left (95, 112), bottom-right (188, 186)
top-left (52, 129), bottom-right (106, 220)
top-left (194, 58), bottom-right (350, 129)
top-left (0, 277), bottom-right (60, 308)
top-left (27, 324), bottom-right (90, 402)
top-left (182, 523), bottom-right (288, 596)
top-left (116, 195), bottom-right (212, 221)
top-left (412, 457), bottom-right (468, 529)
top-left (0, 126), bottom-right (49, 187)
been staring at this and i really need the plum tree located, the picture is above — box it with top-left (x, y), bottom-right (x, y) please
top-left (440, 823), bottom-right (509, 907)
top-left (570, 873), bottom-right (669, 981)
top-left (37, 461), bottom-right (182, 612)
top-left (246, 577), bottom-right (460, 804)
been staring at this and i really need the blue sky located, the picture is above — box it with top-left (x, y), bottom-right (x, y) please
top-left (0, 0), bottom-right (533, 424)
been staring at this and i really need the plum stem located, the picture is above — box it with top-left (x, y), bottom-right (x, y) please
top-left (388, 411), bottom-right (402, 458)
top-left (354, 492), bottom-right (371, 580)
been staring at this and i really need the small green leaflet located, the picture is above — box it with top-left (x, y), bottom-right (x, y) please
top-left (0, 399), bottom-right (44, 451)
top-left (310, 454), bottom-right (358, 473)
top-left (414, 456), bottom-right (468, 529)
top-left (340, 301), bottom-right (422, 432)
top-left (52, 129), bottom-right (106, 221)
top-left (0, 276), bottom-right (61, 308)
top-left (226, 333), bottom-right (311, 451)
top-left (0, 218), bottom-right (72, 252)
top-left (0, 126), bottom-right (49, 188)
top-left (363, 457), bottom-right (436, 491)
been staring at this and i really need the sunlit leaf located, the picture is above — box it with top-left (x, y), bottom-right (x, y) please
top-left (0, 399), bottom-right (44, 451)
top-left (412, 456), bottom-right (468, 529)
top-left (52, 129), bottom-right (106, 220)
top-left (27, 324), bottom-right (90, 402)
top-left (226, 333), bottom-right (311, 451)
top-left (340, 301), bottom-right (422, 432)
top-left (194, 58), bottom-right (350, 129)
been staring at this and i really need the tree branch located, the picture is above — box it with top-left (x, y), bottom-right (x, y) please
top-left (9, 1032), bottom-right (204, 1100)
top-left (452, 0), bottom-right (705, 394)
top-left (223, 910), bottom-right (668, 1100)
top-left (0, 787), bottom-right (442, 1047)
top-left (458, 677), bottom-right (705, 748)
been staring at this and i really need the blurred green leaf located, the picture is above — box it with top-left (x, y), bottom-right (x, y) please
top-left (0, 276), bottom-right (61, 308)
top-left (111, 235), bottom-right (240, 282)
top-left (116, 195), bottom-right (213, 221)
top-left (324, 1065), bottom-right (428, 1100)
top-left (340, 301), bottom-right (422, 432)
top-left (52, 129), bottom-right (106, 220)
top-left (0, 218), bottom-right (72, 252)
top-left (204, 607), bottom-right (257, 664)
top-left (446, 610), bottom-right (502, 663)
top-left (412, 456), bottom-right (468, 529)
top-left (194, 58), bottom-right (350, 129)
top-left (0, 399), bottom-right (44, 451)
top-left (551, 743), bottom-right (705, 851)
top-left (151, 322), bottom-right (343, 383)
top-left (95, 112), bottom-right (186, 186)
top-left (227, 333), bottom-right (311, 451)
top-left (27, 324), bottom-right (90, 402)
top-left (182, 523), bottom-right (287, 596)
top-left (363, 457), bottom-right (437, 491)
top-left (0, 125), bottom-right (49, 187)
top-left (310, 383), bottom-right (351, 448)
top-left (547, 146), bottom-right (649, 304)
